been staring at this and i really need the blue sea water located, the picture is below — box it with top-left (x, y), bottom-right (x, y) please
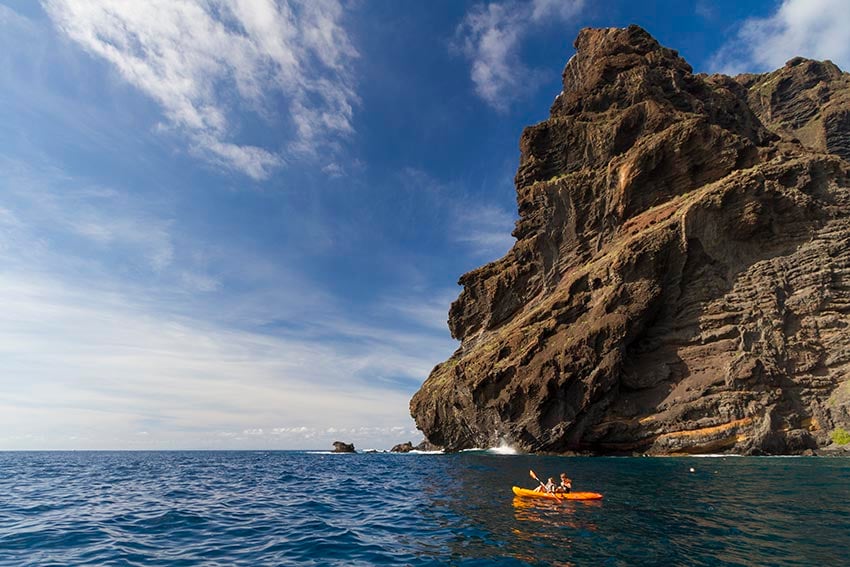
top-left (1, 451), bottom-right (848, 566)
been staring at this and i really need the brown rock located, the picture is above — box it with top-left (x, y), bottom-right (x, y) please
top-left (332, 441), bottom-right (355, 453)
top-left (414, 439), bottom-right (442, 452)
top-left (736, 57), bottom-right (850, 161)
top-left (410, 25), bottom-right (850, 455)
top-left (390, 441), bottom-right (414, 453)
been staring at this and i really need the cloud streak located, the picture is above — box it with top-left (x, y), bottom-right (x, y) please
top-left (396, 166), bottom-right (517, 261)
top-left (42, 0), bottom-right (358, 179)
top-left (0, 156), bottom-right (457, 450)
top-left (0, 269), bottom-right (450, 450)
top-left (0, 157), bottom-right (180, 279)
top-left (453, 203), bottom-right (516, 259)
top-left (456, 0), bottom-right (584, 110)
top-left (711, 0), bottom-right (850, 74)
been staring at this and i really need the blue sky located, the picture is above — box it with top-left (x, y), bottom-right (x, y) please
top-left (2, 0), bottom-right (849, 450)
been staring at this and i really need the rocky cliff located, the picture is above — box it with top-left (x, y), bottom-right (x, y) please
top-left (410, 25), bottom-right (850, 455)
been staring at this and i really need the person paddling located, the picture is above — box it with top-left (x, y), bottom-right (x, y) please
top-left (534, 476), bottom-right (557, 493)
top-left (555, 472), bottom-right (572, 493)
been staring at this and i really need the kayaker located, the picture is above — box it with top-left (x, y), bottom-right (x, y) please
top-left (556, 473), bottom-right (572, 493)
top-left (535, 477), bottom-right (557, 493)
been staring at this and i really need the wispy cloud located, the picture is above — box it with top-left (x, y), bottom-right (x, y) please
top-left (455, 0), bottom-right (585, 110)
top-left (42, 0), bottom-right (358, 179)
top-left (0, 268), bottom-right (450, 450)
top-left (397, 166), bottom-right (517, 260)
top-left (694, 1), bottom-right (717, 21)
top-left (0, 155), bottom-right (457, 450)
top-left (453, 203), bottom-right (516, 258)
top-left (0, 157), bottom-right (178, 276)
top-left (711, 0), bottom-right (850, 74)
top-left (380, 290), bottom-right (457, 333)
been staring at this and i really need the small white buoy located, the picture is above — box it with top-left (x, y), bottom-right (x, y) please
top-left (689, 467), bottom-right (695, 473)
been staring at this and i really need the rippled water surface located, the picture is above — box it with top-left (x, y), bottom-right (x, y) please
top-left (1, 451), bottom-right (849, 566)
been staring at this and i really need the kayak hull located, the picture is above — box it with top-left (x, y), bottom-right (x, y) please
top-left (512, 486), bottom-right (603, 500)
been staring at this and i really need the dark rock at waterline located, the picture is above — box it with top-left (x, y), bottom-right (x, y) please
top-left (390, 440), bottom-right (442, 453)
top-left (390, 442), bottom-right (414, 453)
top-left (414, 439), bottom-right (442, 452)
top-left (410, 25), bottom-right (850, 456)
top-left (332, 441), bottom-right (355, 453)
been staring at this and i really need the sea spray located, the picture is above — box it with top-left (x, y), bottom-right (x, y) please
top-left (487, 439), bottom-right (519, 455)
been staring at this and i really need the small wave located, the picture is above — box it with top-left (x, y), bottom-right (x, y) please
top-left (759, 455), bottom-right (807, 458)
top-left (407, 450), bottom-right (443, 455)
top-left (691, 454), bottom-right (742, 458)
top-left (305, 451), bottom-right (351, 455)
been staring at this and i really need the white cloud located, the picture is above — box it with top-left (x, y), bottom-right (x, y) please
top-left (0, 270), bottom-right (447, 450)
top-left (0, 156), bottom-right (459, 450)
top-left (322, 162), bottom-right (344, 178)
top-left (395, 166), bottom-right (517, 260)
top-left (0, 3), bottom-right (33, 29)
top-left (42, 0), bottom-right (358, 179)
top-left (711, 0), bottom-right (850, 74)
top-left (272, 426), bottom-right (310, 435)
top-left (0, 157), bottom-right (178, 275)
top-left (382, 292), bottom-right (455, 333)
top-left (456, 0), bottom-right (584, 110)
top-left (453, 203), bottom-right (516, 258)
top-left (694, 1), bottom-right (716, 21)
top-left (529, 0), bottom-right (584, 22)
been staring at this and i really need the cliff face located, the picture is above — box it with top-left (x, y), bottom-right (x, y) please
top-left (410, 25), bottom-right (850, 455)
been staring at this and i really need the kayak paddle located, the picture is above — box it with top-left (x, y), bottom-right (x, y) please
top-left (529, 469), bottom-right (547, 491)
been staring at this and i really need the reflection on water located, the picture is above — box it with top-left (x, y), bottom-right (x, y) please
top-left (512, 496), bottom-right (601, 527)
top-left (509, 496), bottom-right (601, 566)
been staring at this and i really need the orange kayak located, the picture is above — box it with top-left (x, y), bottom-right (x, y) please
top-left (512, 486), bottom-right (603, 500)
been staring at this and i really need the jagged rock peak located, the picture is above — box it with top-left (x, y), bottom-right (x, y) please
top-left (736, 55), bottom-right (850, 162)
top-left (411, 26), bottom-right (850, 456)
top-left (555, 25), bottom-right (693, 113)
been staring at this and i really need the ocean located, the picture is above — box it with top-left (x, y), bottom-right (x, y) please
top-left (1, 451), bottom-right (848, 566)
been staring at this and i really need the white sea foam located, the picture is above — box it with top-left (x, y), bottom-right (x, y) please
top-left (487, 442), bottom-right (519, 455)
top-left (691, 454), bottom-right (742, 458)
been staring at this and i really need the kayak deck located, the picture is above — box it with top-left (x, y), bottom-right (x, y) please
top-left (512, 486), bottom-right (603, 500)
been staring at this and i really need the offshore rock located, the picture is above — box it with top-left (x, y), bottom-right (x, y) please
top-left (410, 25), bottom-right (850, 455)
top-left (332, 441), bottom-right (355, 453)
top-left (390, 441), bottom-right (414, 453)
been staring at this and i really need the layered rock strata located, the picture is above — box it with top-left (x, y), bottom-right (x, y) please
top-left (410, 25), bottom-right (850, 455)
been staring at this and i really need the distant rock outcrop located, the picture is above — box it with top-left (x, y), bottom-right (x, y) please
top-left (332, 441), bottom-right (355, 453)
top-left (390, 441), bottom-right (414, 453)
top-left (410, 25), bottom-right (850, 455)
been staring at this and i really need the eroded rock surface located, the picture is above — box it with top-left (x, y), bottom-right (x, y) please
top-left (410, 25), bottom-right (850, 455)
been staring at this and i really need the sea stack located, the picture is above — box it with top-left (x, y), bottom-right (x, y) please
top-left (332, 441), bottom-right (355, 453)
top-left (390, 441), bottom-right (415, 453)
top-left (410, 25), bottom-right (850, 455)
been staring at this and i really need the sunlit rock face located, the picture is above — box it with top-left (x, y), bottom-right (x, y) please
top-left (410, 25), bottom-right (850, 455)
